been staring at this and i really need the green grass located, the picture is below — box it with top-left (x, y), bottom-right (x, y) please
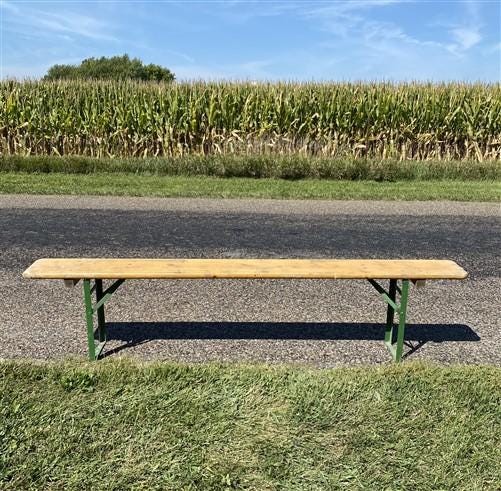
top-left (2, 155), bottom-right (500, 180)
top-left (1, 360), bottom-right (500, 490)
top-left (0, 172), bottom-right (499, 201)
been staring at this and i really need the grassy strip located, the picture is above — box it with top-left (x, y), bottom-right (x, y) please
top-left (0, 172), bottom-right (499, 201)
top-left (1, 360), bottom-right (500, 489)
top-left (2, 154), bottom-right (500, 180)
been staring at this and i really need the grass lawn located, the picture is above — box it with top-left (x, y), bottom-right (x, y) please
top-left (1, 360), bottom-right (500, 490)
top-left (0, 172), bottom-right (499, 201)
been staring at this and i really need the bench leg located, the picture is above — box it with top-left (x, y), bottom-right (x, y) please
top-left (83, 279), bottom-right (107, 361)
top-left (385, 279), bottom-right (397, 345)
top-left (384, 279), bottom-right (409, 362)
top-left (395, 279), bottom-right (409, 362)
top-left (95, 279), bottom-right (106, 343)
top-left (378, 279), bottom-right (410, 362)
top-left (82, 278), bottom-right (124, 360)
top-left (83, 279), bottom-right (97, 361)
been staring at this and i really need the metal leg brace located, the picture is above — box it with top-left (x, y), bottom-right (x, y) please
top-left (83, 278), bottom-right (125, 360)
top-left (368, 278), bottom-right (410, 362)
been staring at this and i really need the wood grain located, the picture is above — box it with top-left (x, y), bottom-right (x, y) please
top-left (23, 258), bottom-right (468, 280)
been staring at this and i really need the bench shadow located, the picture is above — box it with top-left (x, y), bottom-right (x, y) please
top-left (104, 321), bottom-right (480, 359)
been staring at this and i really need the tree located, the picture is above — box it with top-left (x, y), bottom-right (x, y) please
top-left (44, 54), bottom-right (175, 82)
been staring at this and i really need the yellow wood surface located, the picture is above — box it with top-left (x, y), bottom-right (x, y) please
top-left (23, 258), bottom-right (468, 280)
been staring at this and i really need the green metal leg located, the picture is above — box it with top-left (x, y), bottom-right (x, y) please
top-left (395, 280), bottom-right (410, 362)
top-left (385, 279), bottom-right (397, 345)
top-left (369, 278), bottom-right (411, 362)
top-left (83, 279), bottom-right (96, 361)
top-left (82, 278), bottom-right (124, 361)
top-left (95, 279), bottom-right (106, 343)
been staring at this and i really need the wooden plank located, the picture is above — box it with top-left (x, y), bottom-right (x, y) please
top-left (23, 258), bottom-right (468, 280)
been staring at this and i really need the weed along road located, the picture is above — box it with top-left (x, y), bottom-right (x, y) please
top-left (0, 195), bottom-right (499, 366)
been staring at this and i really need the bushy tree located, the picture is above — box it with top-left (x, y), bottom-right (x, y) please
top-left (44, 54), bottom-right (175, 82)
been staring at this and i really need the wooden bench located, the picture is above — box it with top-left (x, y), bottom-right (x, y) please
top-left (23, 258), bottom-right (468, 362)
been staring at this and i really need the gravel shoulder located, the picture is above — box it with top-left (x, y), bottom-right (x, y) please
top-left (1, 194), bottom-right (499, 215)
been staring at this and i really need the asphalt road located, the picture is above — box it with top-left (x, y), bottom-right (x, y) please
top-left (1, 196), bottom-right (499, 366)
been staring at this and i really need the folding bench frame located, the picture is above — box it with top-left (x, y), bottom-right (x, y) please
top-left (82, 277), bottom-right (412, 362)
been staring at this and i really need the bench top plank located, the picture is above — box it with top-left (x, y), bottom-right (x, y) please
top-left (23, 258), bottom-right (468, 280)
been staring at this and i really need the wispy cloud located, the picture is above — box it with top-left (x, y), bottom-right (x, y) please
top-left (446, 0), bottom-right (483, 54)
top-left (303, 0), bottom-right (412, 41)
top-left (210, 1), bottom-right (298, 25)
top-left (304, 1), bottom-right (449, 51)
top-left (2, 0), bottom-right (117, 42)
top-left (36, 12), bottom-right (116, 41)
top-left (298, 0), bottom-right (491, 79)
top-left (450, 27), bottom-right (482, 51)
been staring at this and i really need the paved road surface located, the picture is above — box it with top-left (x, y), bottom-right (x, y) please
top-left (0, 196), bottom-right (499, 366)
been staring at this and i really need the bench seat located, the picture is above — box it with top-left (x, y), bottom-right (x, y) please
top-left (23, 258), bottom-right (467, 280)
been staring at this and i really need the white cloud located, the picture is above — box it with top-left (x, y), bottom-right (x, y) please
top-left (296, 0), bottom-right (493, 80)
top-left (303, 0), bottom-right (427, 47)
top-left (2, 1), bottom-right (117, 42)
top-left (213, 1), bottom-right (299, 24)
top-left (304, 1), bottom-right (451, 54)
top-left (450, 27), bottom-right (482, 51)
top-left (36, 11), bottom-right (116, 41)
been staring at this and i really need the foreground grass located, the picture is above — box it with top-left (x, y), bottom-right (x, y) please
top-left (1, 361), bottom-right (500, 490)
top-left (0, 172), bottom-right (499, 201)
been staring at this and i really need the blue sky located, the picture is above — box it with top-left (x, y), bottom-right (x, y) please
top-left (1, 0), bottom-right (500, 81)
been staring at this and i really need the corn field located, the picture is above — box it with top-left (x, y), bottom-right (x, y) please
top-left (1, 80), bottom-right (500, 160)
